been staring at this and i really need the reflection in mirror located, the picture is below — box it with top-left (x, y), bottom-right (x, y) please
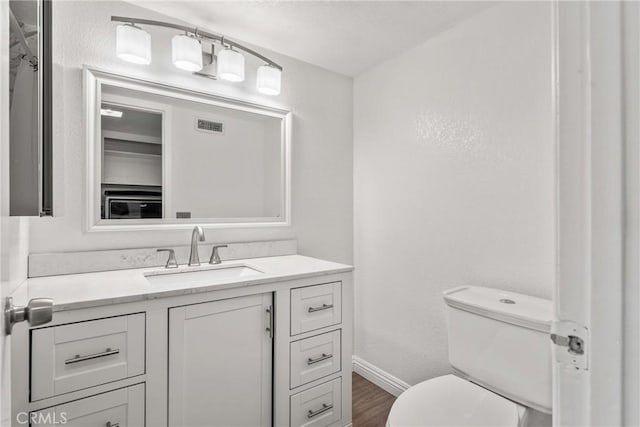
top-left (9, 0), bottom-right (52, 216)
top-left (101, 102), bottom-right (163, 219)
top-left (87, 69), bottom-right (290, 229)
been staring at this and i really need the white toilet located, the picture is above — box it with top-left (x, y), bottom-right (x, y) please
top-left (386, 286), bottom-right (552, 427)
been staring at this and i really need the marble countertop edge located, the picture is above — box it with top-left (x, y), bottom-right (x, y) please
top-left (11, 254), bottom-right (354, 312)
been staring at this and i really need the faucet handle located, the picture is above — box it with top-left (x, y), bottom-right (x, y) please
top-left (157, 249), bottom-right (178, 269)
top-left (209, 245), bottom-right (228, 265)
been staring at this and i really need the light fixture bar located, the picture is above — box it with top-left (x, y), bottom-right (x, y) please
top-left (110, 16), bottom-right (283, 71)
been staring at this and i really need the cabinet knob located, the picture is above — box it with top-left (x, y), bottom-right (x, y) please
top-left (4, 297), bottom-right (53, 335)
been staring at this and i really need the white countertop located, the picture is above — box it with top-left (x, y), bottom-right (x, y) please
top-left (11, 255), bottom-right (353, 312)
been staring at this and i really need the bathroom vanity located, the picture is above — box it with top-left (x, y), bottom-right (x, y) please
top-left (5, 3), bottom-right (353, 425)
top-left (9, 254), bottom-right (353, 427)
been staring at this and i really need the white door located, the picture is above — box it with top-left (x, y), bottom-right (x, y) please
top-left (1, 1), bottom-right (12, 425)
top-left (169, 293), bottom-right (273, 427)
top-left (554, 1), bottom-right (634, 425)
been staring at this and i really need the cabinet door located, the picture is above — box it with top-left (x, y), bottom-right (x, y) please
top-left (169, 293), bottom-right (273, 427)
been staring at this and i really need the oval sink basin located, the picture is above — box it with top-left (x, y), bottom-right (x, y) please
top-left (144, 264), bottom-right (263, 287)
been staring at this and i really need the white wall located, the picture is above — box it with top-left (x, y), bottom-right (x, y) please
top-left (29, 0), bottom-right (353, 265)
top-left (354, 1), bottom-right (554, 385)
top-left (167, 102), bottom-right (271, 218)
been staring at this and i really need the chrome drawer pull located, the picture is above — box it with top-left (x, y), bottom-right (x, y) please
top-left (308, 303), bottom-right (333, 313)
top-left (307, 403), bottom-right (333, 419)
top-left (65, 348), bottom-right (120, 365)
top-left (106, 423), bottom-right (119, 427)
top-left (307, 353), bottom-right (333, 365)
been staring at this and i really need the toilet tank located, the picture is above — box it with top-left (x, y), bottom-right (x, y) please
top-left (443, 286), bottom-right (552, 414)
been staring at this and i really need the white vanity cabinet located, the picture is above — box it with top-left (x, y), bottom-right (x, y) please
top-left (30, 384), bottom-right (145, 427)
top-left (30, 313), bottom-right (146, 401)
top-left (274, 281), bottom-right (351, 427)
top-left (168, 293), bottom-right (273, 427)
top-left (11, 262), bottom-right (352, 427)
top-left (291, 282), bottom-right (341, 336)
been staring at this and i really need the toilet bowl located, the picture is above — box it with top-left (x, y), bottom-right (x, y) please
top-left (386, 286), bottom-right (552, 427)
top-left (386, 375), bottom-right (526, 427)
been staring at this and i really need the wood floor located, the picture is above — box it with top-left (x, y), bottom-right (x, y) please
top-left (352, 373), bottom-right (396, 427)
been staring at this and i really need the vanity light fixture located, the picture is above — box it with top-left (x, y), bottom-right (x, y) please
top-left (217, 46), bottom-right (245, 82)
top-left (115, 23), bottom-right (151, 65)
top-left (256, 65), bottom-right (282, 96)
top-left (100, 108), bottom-right (123, 118)
top-left (172, 33), bottom-right (203, 72)
top-left (112, 16), bottom-right (283, 96)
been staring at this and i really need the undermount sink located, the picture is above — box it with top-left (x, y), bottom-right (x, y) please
top-left (144, 264), bottom-right (264, 287)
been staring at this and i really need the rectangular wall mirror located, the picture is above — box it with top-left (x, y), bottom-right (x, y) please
top-left (85, 67), bottom-right (291, 231)
top-left (8, 0), bottom-right (53, 216)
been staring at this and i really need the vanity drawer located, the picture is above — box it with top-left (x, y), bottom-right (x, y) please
top-left (30, 383), bottom-right (145, 427)
top-left (291, 282), bottom-right (341, 336)
top-left (290, 330), bottom-right (341, 389)
top-left (290, 378), bottom-right (342, 427)
top-left (31, 313), bottom-right (146, 401)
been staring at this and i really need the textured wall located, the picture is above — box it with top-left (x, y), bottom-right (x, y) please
top-left (29, 0), bottom-right (353, 265)
top-left (354, 1), bottom-right (554, 385)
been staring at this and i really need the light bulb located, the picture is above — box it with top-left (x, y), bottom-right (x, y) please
top-left (256, 65), bottom-right (281, 96)
top-left (217, 47), bottom-right (245, 82)
top-left (116, 24), bottom-right (151, 65)
top-left (172, 34), bottom-right (203, 72)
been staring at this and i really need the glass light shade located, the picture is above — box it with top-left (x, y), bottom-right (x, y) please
top-left (172, 34), bottom-right (203, 72)
top-left (116, 24), bottom-right (151, 65)
top-left (217, 48), bottom-right (245, 82)
top-left (256, 65), bottom-right (282, 96)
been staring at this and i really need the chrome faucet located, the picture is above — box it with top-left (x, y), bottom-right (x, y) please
top-left (188, 226), bottom-right (205, 266)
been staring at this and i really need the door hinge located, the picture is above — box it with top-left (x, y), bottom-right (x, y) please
top-left (550, 320), bottom-right (588, 371)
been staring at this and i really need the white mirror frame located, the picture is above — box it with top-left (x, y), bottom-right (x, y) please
top-left (84, 66), bottom-right (292, 232)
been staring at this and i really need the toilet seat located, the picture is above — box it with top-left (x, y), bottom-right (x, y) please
top-left (386, 375), bottom-right (525, 427)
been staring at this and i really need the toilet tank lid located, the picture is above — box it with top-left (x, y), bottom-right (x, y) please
top-left (443, 286), bottom-right (552, 333)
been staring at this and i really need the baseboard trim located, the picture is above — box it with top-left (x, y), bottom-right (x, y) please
top-left (352, 356), bottom-right (410, 397)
